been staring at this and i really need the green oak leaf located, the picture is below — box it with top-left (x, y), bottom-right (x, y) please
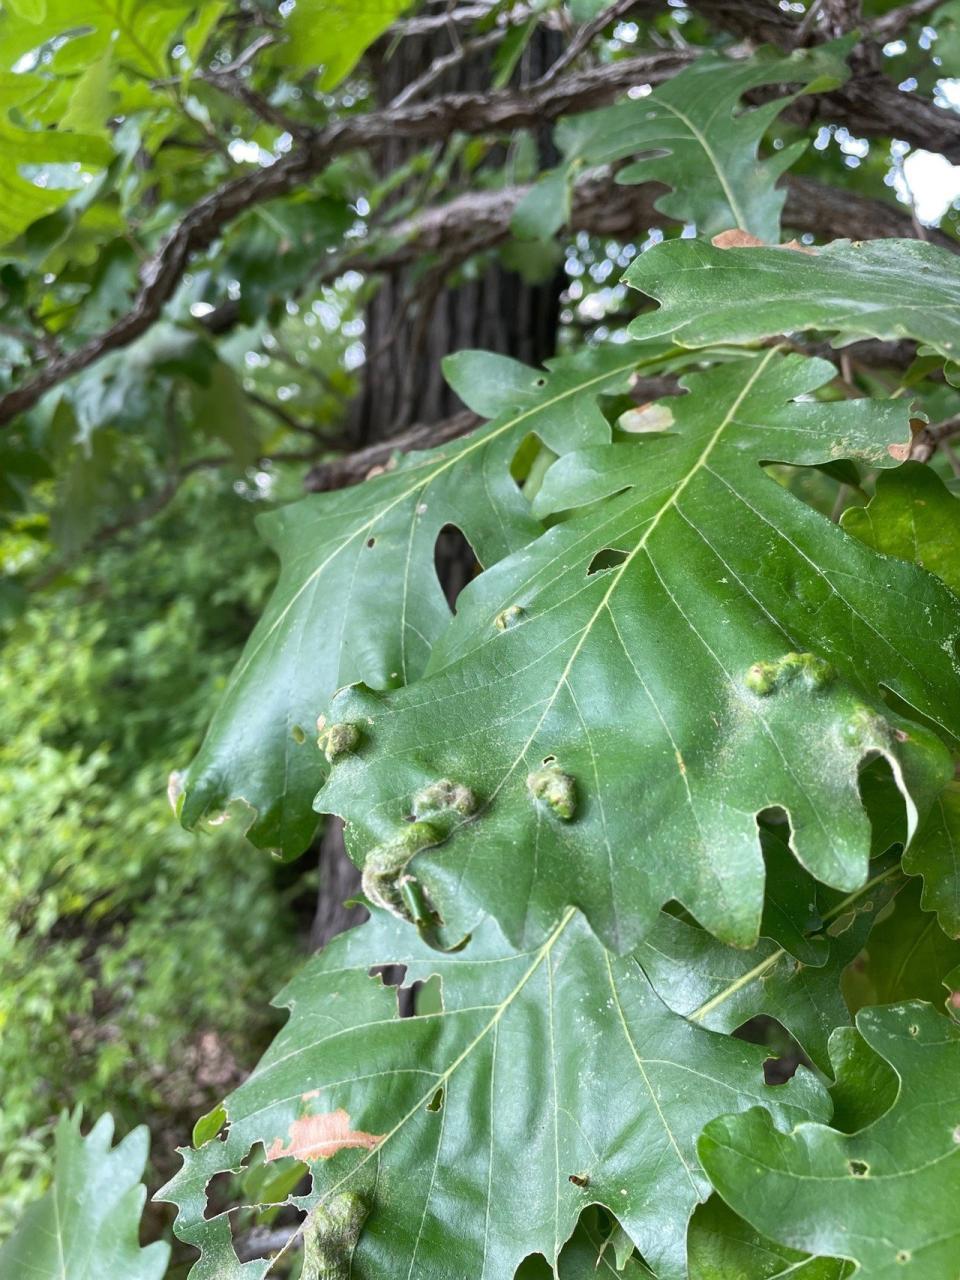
top-left (0, 1111), bottom-right (169, 1280)
top-left (319, 350), bottom-right (957, 953)
top-left (903, 783), bottom-right (960, 938)
top-left (842, 468), bottom-right (960, 935)
top-left (518, 42), bottom-right (849, 244)
top-left (626, 238), bottom-right (960, 364)
top-left (848, 878), bottom-right (960, 1008)
top-left (161, 909), bottom-right (830, 1280)
top-left (842, 463), bottom-right (960, 596)
top-left (180, 345), bottom-right (661, 854)
top-left (826, 1024), bottom-right (899, 1133)
top-left (687, 1195), bottom-right (851, 1280)
top-left (279, 0), bottom-right (412, 85)
top-left (517, 1208), bottom-right (654, 1277)
top-left (0, 1), bottom-right (192, 79)
top-left (700, 1002), bottom-right (960, 1279)
top-left (638, 852), bottom-right (899, 1073)
top-left (0, 74), bottom-right (112, 246)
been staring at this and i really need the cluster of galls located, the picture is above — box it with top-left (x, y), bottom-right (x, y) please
top-left (320, 717), bottom-right (579, 928)
top-left (744, 651), bottom-right (836, 696)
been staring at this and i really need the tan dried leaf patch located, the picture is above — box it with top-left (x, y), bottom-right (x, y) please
top-left (711, 229), bottom-right (816, 254)
top-left (265, 1108), bottom-right (383, 1163)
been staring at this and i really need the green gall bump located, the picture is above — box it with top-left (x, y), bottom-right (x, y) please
top-left (362, 822), bottom-right (443, 921)
top-left (745, 652), bottom-right (836, 697)
top-left (744, 661), bottom-right (778, 696)
top-left (413, 778), bottom-right (478, 817)
top-left (842, 704), bottom-right (889, 746)
top-left (320, 721), bottom-right (361, 763)
top-left (797, 652), bottom-right (836, 689)
top-left (527, 766), bottom-right (577, 820)
top-left (495, 604), bottom-right (524, 631)
top-left (304, 1191), bottom-right (367, 1277)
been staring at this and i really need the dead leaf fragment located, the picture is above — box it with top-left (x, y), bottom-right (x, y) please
top-left (712, 229), bottom-right (765, 249)
top-left (265, 1108), bottom-right (383, 1163)
top-left (711, 229), bottom-right (816, 254)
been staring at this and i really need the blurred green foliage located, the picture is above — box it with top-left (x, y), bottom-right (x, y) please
top-left (0, 475), bottom-right (308, 1237)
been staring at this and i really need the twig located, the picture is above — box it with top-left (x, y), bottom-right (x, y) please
top-left (537, 0), bottom-right (649, 87)
top-left (390, 29), bottom-right (505, 107)
top-left (303, 410), bottom-right (480, 492)
top-left (4, 30), bottom-right (960, 427)
top-left (909, 413), bottom-right (960, 463)
top-left (394, 4), bottom-right (501, 35)
top-left (246, 392), bottom-right (327, 439)
top-left (0, 49), bottom-right (690, 428)
top-left (866, 0), bottom-right (942, 42)
top-left (794, 0), bottom-right (825, 44)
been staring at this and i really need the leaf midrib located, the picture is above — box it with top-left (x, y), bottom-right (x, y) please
top-left (222, 349), bottom-right (665, 697)
top-left (487, 345), bottom-right (779, 814)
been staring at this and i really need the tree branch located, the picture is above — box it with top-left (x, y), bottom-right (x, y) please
top-left (320, 168), bottom-right (957, 280)
top-left (0, 50), bottom-right (688, 429)
top-left (303, 410), bottom-right (481, 492)
top-left (910, 413), bottom-right (960, 462)
top-left (2, 23), bottom-right (957, 427)
top-left (690, 0), bottom-right (960, 161)
top-left (866, 0), bottom-right (942, 42)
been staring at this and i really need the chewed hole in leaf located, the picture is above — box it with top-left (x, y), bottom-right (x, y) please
top-left (232, 1207), bottom-right (307, 1264)
top-left (366, 537), bottom-right (375, 548)
top-left (426, 1087), bottom-right (444, 1113)
top-left (733, 1015), bottom-right (808, 1085)
top-left (587, 547), bottom-right (629, 575)
top-left (369, 963), bottom-right (419, 1016)
top-left (203, 1169), bottom-right (237, 1221)
top-left (858, 755), bottom-right (907, 852)
top-left (434, 524), bottom-right (479, 610)
top-left (848, 1159), bottom-right (870, 1176)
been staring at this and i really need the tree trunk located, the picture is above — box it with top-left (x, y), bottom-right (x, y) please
top-left (310, 25), bottom-right (564, 950)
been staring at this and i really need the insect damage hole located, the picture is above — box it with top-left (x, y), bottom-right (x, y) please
top-left (426, 1087), bottom-right (444, 1113)
top-left (848, 1159), bottom-right (869, 1177)
top-left (587, 547), bottom-right (629, 575)
top-left (434, 524), bottom-right (479, 610)
top-left (203, 1169), bottom-right (236, 1221)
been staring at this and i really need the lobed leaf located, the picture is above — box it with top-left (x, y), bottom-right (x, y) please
top-left (626, 238), bottom-right (960, 364)
top-left (842, 464), bottom-right (960, 597)
top-left (517, 43), bottom-right (850, 243)
top-left (700, 1002), bottom-right (960, 1279)
top-left (161, 907), bottom-right (830, 1280)
top-left (637, 843), bottom-right (899, 1073)
top-left (687, 1196), bottom-right (851, 1279)
top-left (319, 350), bottom-right (958, 953)
top-left (180, 344), bottom-right (661, 854)
top-left (0, 1112), bottom-right (168, 1280)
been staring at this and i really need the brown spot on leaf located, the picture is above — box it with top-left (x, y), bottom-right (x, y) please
top-left (712, 229), bottom-right (765, 249)
top-left (711, 229), bottom-right (815, 254)
top-left (887, 442), bottom-right (911, 461)
top-left (265, 1109), bottom-right (383, 1163)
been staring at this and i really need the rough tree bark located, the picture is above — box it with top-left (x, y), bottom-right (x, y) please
top-left (309, 25), bottom-right (565, 950)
